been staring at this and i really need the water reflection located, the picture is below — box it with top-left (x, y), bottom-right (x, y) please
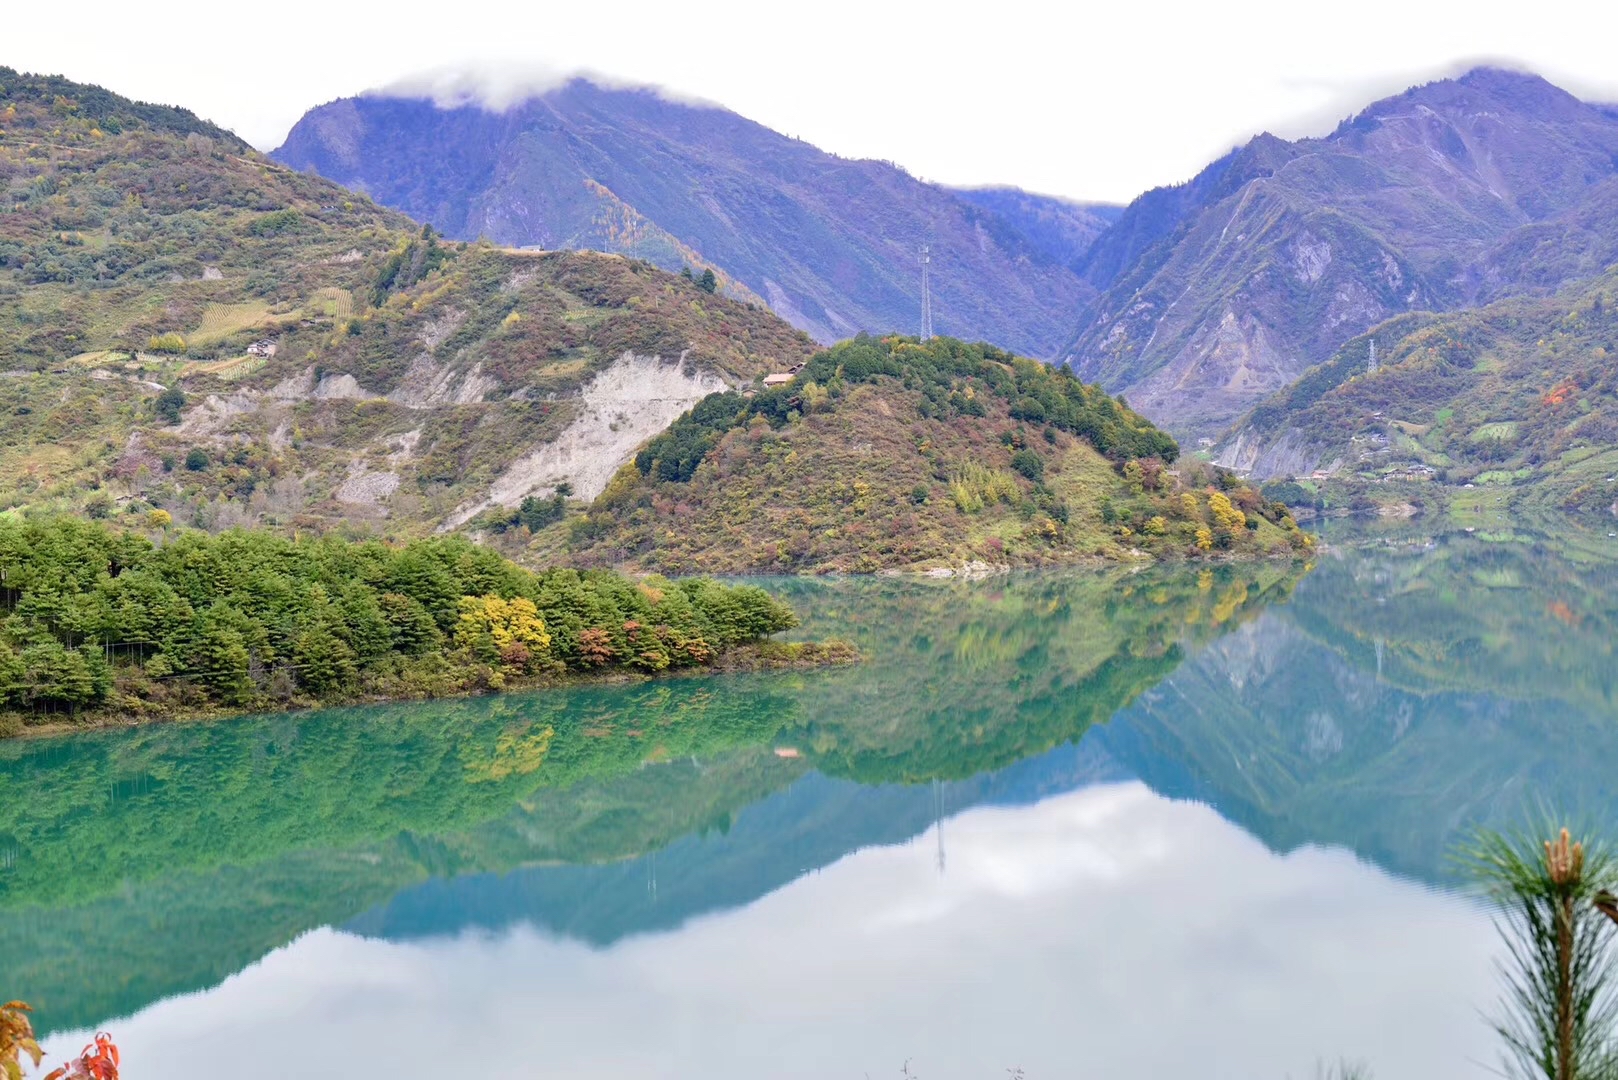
top-left (10, 520), bottom-right (1618, 1075)
top-left (4, 563), bottom-right (1294, 1032)
top-left (1094, 519), bottom-right (1618, 881)
top-left (42, 784), bottom-right (1498, 1080)
top-left (345, 744), bottom-right (1125, 946)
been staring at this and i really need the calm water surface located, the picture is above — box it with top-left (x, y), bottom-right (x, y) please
top-left (6, 518), bottom-right (1618, 1079)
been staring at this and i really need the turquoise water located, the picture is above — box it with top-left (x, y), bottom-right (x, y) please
top-left (6, 520), bottom-right (1618, 1078)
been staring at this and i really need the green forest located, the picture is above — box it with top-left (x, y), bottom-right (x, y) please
top-left (0, 517), bottom-right (803, 735)
top-left (634, 334), bottom-right (1179, 481)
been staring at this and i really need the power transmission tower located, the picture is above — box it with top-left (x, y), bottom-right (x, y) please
top-left (1368, 338), bottom-right (1378, 375)
top-left (920, 244), bottom-right (934, 341)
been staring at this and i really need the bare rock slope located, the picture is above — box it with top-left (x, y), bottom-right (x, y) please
top-left (1064, 68), bottom-right (1618, 440)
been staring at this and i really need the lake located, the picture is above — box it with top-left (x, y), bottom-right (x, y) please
top-left (5, 518), bottom-right (1618, 1079)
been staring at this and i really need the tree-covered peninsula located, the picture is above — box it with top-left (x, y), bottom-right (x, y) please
top-left (0, 517), bottom-right (829, 737)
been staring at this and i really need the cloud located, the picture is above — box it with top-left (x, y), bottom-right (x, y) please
top-left (370, 60), bottom-right (722, 113)
top-left (1260, 58), bottom-right (1618, 146)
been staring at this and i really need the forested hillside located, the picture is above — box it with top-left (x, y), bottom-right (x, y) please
top-left (561, 336), bottom-right (1310, 573)
top-left (0, 68), bottom-right (815, 537)
top-left (1215, 266), bottom-right (1618, 515)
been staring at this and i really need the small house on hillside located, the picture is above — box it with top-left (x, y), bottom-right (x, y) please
top-left (1383, 463), bottom-right (1435, 483)
top-left (761, 362), bottom-right (805, 388)
top-left (247, 340), bottom-right (278, 359)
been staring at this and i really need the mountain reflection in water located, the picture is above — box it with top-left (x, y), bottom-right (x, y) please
top-left (43, 783), bottom-right (1497, 1080)
top-left (9, 518), bottom-right (1618, 1077)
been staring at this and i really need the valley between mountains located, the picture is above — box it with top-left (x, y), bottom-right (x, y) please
top-left (8, 35), bottom-right (1618, 1080)
top-left (3, 58), bottom-right (1617, 587)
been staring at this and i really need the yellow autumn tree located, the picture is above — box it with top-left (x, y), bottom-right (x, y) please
top-left (455, 594), bottom-right (551, 671)
top-left (1207, 491), bottom-right (1247, 532)
top-left (800, 380), bottom-right (830, 413)
top-left (1195, 527), bottom-right (1214, 551)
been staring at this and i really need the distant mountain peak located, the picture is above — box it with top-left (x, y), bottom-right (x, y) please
top-left (367, 65), bottom-right (720, 115)
top-left (1340, 64), bottom-right (1593, 132)
top-left (1453, 64), bottom-right (1567, 94)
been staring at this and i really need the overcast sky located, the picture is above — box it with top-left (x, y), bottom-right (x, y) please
top-left (10, 0), bottom-right (1618, 203)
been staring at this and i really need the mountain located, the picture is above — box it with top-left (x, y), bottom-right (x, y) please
top-left (551, 335), bottom-right (1310, 574)
top-left (950, 187), bottom-right (1122, 266)
top-left (0, 68), bottom-right (815, 536)
top-left (1063, 67), bottom-right (1618, 440)
top-left (271, 78), bottom-right (1094, 356)
top-left (1212, 264), bottom-right (1618, 515)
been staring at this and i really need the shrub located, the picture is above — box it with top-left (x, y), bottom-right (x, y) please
top-left (246, 208), bottom-right (305, 237)
top-left (153, 387), bottom-right (185, 424)
top-left (1010, 449), bottom-right (1044, 481)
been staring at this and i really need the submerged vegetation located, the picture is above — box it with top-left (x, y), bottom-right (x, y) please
top-left (0, 517), bottom-right (807, 736)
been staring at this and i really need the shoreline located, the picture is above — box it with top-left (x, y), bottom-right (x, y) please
top-left (605, 547), bottom-right (1316, 581)
top-left (0, 638), bottom-right (861, 744)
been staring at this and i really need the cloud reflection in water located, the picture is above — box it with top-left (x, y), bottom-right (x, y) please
top-left (45, 782), bottom-right (1498, 1080)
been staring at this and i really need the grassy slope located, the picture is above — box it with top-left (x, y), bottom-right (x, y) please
top-left (0, 70), bottom-right (815, 535)
top-left (1226, 267), bottom-right (1618, 515)
top-left (558, 336), bottom-right (1310, 573)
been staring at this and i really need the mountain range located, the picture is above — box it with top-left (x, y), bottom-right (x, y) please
top-left (0, 66), bottom-right (815, 538)
top-left (8, 56), bottom-right (1618, 540)
top-left (273, 80), bottom-right (1106, 357)
top-left (6, 67), bottom-right (1268, 572)
top-left (272, 66), bottom-right (1618, 490)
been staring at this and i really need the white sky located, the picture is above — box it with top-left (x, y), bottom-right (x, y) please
top-left (10, 0), bottom-right (1618, 203)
